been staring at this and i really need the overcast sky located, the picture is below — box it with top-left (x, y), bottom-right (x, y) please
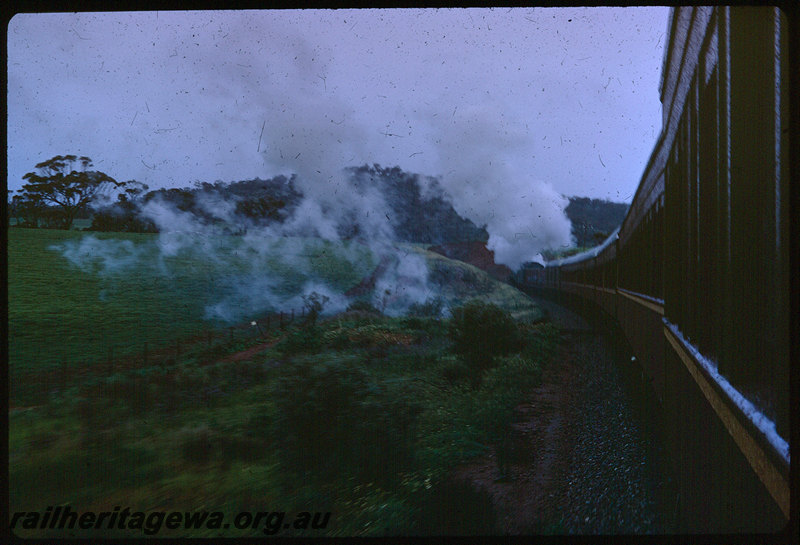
top-left (7, 7), bottom-right (669, 203)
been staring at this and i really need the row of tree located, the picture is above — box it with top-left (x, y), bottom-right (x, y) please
top-left (9, 155), bottom-right (627, 250)
top-left (7, 155), bottom-right (301, 233)
top-left (7, 156), bottom-right (490, 244)
top-left (346, 164), bottom-right (488, 244)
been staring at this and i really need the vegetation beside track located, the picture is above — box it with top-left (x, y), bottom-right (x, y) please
top-left (11, 303), bottom-right (559, 537)
top-left (10, 228), bottom-right (556, 536)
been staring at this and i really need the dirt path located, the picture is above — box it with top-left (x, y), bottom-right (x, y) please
top-left (452, 331), bottom-right (587, 533)
top-left (218, 338), bottom-right (282, 364)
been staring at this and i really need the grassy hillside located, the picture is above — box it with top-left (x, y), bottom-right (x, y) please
top-left (9, 229), bottom-right (537, 403)
top-left (8, 229), bottom-right (372, 389)
top-left (10, 228), bottom-right (556, 537)
top-left (411, 244), bottom-right (542, 322)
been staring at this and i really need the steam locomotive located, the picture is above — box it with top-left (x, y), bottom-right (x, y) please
top-left (516, 6), bottom-right (792, 532)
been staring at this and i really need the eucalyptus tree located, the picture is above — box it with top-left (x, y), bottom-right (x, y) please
top-left (20, 155), bottom-right (125, 229)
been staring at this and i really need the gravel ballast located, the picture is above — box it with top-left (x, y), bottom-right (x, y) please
top-left (550, 332), bottom-right (678, 534)
top-left (535, 296), bottom-right (679, 534)
top-left (452, 295), bottom-right (679, 535)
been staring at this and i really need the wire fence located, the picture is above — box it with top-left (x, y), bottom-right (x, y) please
top-left (11, 306), bottom-right (310, 405)
top-left (115, 306), bottom-right (307, 368)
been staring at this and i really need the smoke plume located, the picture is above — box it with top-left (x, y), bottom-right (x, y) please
top-left (50, 28), bottom-right (576, 324)
top-left (249, 34), bottom-right (573, 271)
top-left (425, 104), bottom-right (574, 270)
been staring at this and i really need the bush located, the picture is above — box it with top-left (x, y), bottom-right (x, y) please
top-left (346, 299), bottom-right (380, 314)
top-left (520, 322), bottom-right (560, 365)
top-left (482, 353), bottom-right (542, 395)
top-left (271, 354), bottom-right (369, 475)
top-left (176, 424), bottom-right (216, 465)
top-left (407, 297), bottom-right (445, 318)
top-left (175, 424), bottom-right (265, 466)
top-left (362, 378), bottom-right (422, 484)
top-left (417, 477), bottom-right (498, 535)
top-left (436, 355), bottom-right (473, 386)
top-left (271, 354), bottom-right (419, 485)
top-left (322, 323), bottom-right (415, 352)
top-left (278, 325), bottom-right (322, 355)
top-left (447, 301), bottom-right (521, 381)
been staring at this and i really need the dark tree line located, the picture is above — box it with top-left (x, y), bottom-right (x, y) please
top-left (88, 181), bottom-right (157, 233)
top-left (12, 156), bottom-right (621, 252)
top-left (10, 159), bottom-right (490, 244)
top-left (347, 164), bottom-right (488, 244)
top-left (564, 196), bottom-right (629, 248)
top-left (111, 175), bottom-right (304, 234)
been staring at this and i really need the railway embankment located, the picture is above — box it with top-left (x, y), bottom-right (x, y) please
top-left (452, 296), bottom-right (679, 534)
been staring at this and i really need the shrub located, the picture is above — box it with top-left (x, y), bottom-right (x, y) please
top-left (447, 301), bottom-right (521, 380)
top-left (272, 354), bottom-right (370, 476)
top-left (278, 325), bottom-right (322, 355)
top-left (521, 322), bottom-right (560, 365)
top-left (348, 324), bottom-right (415, 348)
top-left (436, 355), bottom-right (473, 386)
top-left (176, 424), bottom-right (216, 465)
top-left (322, 323), bottom-right (415, 351)
top-left (407, 297), bottom-right (445, 318)
top-left (400, 314), bottom-right (448, 338)
top-left (175, 424), bottom-right (265, 467)
top-left (271, 354), bottom-right (419, 485)
top-left (361, 378), bottom-right (422, 485)
top-left (482, 353), bottom-right (542, 395)
top-left (346, 299), bottom-right (380, 314)
top-left (417, 477), bottom-right (497, 535)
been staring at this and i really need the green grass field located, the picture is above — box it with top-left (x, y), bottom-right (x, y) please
top-left (8, 228), bottom-right (376, 380)
top-left (9, 229), bottom-right (539, 384)
top-left (10, 228), bottom-right (211, 374)
top-left (8, 217), bottom-right (92, 229)
top-left (9, 227), bottom-right (554, 537)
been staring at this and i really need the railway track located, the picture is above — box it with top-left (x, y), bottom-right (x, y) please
top-left (513, 7), bottom-right (793, 533)
top-left (450, 297), bottom-right (678, 534)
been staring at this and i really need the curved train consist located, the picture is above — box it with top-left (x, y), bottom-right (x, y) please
top-left (516, 7), bottom-right (792, 532)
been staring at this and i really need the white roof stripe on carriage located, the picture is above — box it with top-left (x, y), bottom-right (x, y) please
top-left (664, 320), bottom-right (790, 465)
top-left (545, 226), bottom-right (620, 268)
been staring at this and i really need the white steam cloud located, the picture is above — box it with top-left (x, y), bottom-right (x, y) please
top-left (426, 104), bottom-right (574, 270)
top-left (49, 28), bottom-right (576, 324)
top-left (51, 172), bottom-right (439, 323)
top-left (254, 32), bottom-right (573, 271)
